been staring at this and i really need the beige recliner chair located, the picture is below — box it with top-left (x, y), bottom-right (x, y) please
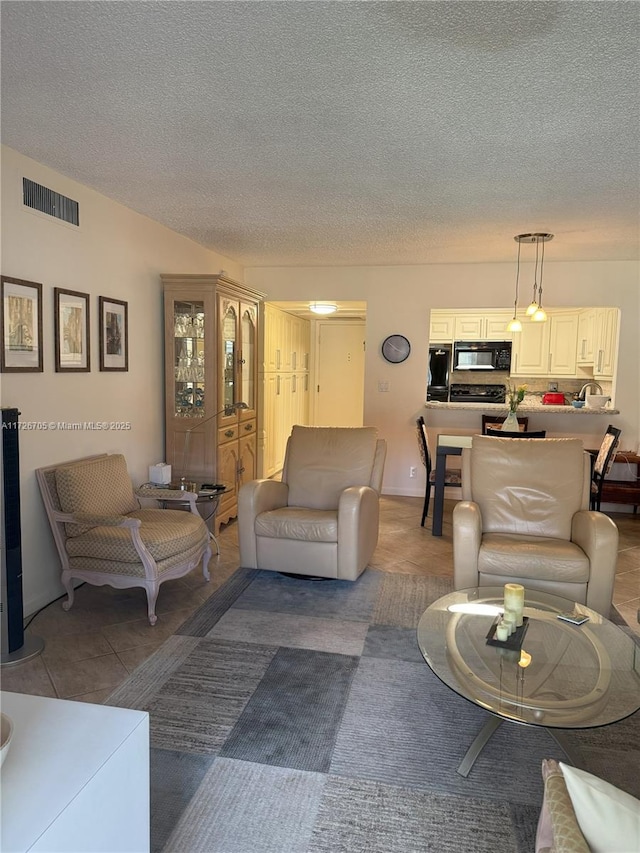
top-left (453, 436), bottom-right (619, 616)
top-left (238, 426), bottom-right (386, 580)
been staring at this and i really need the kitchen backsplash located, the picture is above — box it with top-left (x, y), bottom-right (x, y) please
top-left (448, 371), bottom-right (612, 401)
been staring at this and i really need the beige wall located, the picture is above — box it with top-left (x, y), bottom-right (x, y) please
top-left (245, 264), bottom-right (640, 496)
top-left (1, 146), bottom-right (243, 614)
top-left (2, 145), bottom-right (638, 614)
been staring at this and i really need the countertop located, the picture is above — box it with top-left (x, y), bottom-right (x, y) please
top-left (424, 400), bottom-right (619, 414)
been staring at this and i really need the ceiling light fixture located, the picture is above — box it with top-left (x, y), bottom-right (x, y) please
top-left (506, 232), bottom-right (554, 332)
top-left (517, 232), bottom-right (553, 322)
top-left (506, 237), bottom-right (523, 332)
top-left (309, 302), bottom-right (338, 315)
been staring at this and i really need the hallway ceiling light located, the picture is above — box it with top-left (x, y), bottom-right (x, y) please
top-left (309, 302), bottom-right (338, 315)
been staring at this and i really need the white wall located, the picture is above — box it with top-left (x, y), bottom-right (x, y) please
top-left (245, 263), bottom-right (640, 495)
top-left (2, 145), bottom-right (638, 614)
top-left (1, 146), bottom-right (243, 615)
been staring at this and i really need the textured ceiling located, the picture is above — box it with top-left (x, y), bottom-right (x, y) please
top-left (2, 1), bottom-right (639, 266)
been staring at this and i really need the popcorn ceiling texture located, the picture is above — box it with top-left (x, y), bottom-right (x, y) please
top-left (2, 2), bottom-right (638, 266)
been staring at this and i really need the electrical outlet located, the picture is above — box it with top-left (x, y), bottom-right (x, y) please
top-left (409, 466), bottom-right (417, 478)
top-left (548, 382), bottom-right (558, 392)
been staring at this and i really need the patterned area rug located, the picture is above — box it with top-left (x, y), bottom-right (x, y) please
top-left (107, 569), bottom-right (639, 853)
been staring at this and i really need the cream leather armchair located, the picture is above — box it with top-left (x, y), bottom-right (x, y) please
top-left (453, 436), bottom-right (619, 616)
top-left (238, 426), bottom-right (387, 580)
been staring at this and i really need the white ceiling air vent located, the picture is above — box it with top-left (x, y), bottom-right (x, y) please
top-left (22, 177), bottom-right (79, 226)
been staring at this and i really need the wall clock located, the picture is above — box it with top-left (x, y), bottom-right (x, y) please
top-left (381, 334), bottom-right (411, 363)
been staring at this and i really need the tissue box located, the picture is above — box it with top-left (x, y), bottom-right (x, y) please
top-left (149, 463), bottom-right (172, 485)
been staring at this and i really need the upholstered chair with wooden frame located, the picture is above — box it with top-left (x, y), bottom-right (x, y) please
top-left (238, 426), bottom-right (386, 580)
top-left (36, 453), bottom-right (211, 625)
top-left (453, 436), bottom-right (619, 616)
top-left (416, 416), bottom-right (462, 526)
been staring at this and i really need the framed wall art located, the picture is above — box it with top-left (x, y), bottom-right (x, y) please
top-left (99, 296), bottom-right (128, 371)
top-left (54, 287), bottom-right (90, 372)
top-left (1, 276), bottom-right (44, 372)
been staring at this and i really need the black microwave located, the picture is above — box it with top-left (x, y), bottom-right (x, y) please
top-left (453, 341), bottom-right (512, 371)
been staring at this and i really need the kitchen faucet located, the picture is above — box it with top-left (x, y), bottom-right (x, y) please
top-left (578, 382), bottom-right (603, 400)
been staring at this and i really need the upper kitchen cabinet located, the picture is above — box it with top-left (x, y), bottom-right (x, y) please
top-left (576, 309), bottom-right (597, 365)
top-left (592, 307), bottom-right (619, 379)
top-left (430, 310), bottom-right (512, 342)
top-left (162, 274), bottom-right (265, 530)
top-left (429, 312), bottom-right (455, 342)
top-left (511, 310), bottom-right (578, 376)
top-left (453, 312), bottom-right (512, 341)
top-left (575, 307), bottom-right (619, 378)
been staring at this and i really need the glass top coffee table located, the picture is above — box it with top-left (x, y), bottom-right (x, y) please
top-left (417, 586), bottom-right (640, 777)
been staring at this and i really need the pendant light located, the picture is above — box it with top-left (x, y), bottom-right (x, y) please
top-left (530, 233), bottom-right (552, 322)
top-left (511, 232), bottom-right (553, 324)
top-left (506, 237), bottom-right (523, 332)
top-left (525, 236), bottom-right (541, 316)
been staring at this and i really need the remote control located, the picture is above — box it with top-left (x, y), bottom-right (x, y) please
top-left (557, 611), bottom-right (590, 625)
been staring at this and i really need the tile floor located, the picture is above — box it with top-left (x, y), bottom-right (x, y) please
top-left (3, 496), bottom-right (639, 702)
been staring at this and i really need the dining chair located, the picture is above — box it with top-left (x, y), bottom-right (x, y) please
top-left (590, 424), bottom-right (622, 510)
top-left (416, 416), bottom-right (462, 526)
top-left (482, 415), bottom-right (529, 434)
top-left (485, 428), bottom-right (547, 438)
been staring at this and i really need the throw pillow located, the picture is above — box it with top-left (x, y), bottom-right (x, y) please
top-left (560, 762), bottom-right (640, 853)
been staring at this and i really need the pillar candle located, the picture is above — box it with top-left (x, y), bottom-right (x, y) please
top-left (504, 583), bottom-right (525, 626)
top-left (495, 621), bottom-right (510, 642)
top-left (502, 614), bottom-right (516, 636)
top-left (504, 609), bottom-right (518, 633)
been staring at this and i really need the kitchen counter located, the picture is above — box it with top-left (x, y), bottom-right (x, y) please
top-left (425, 401), bottom-right (619, 414)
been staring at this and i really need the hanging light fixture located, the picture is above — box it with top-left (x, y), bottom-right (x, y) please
top-left (525, 236), bottom-right (541, 316)
top-left (506, 237), bottom-right (523, 332)
top-left (309, 302), bottom-right (338, 315)
top-left (511, 232), bottom-right (554, 324)
top-left (530, 233), bottom-right (552, 322)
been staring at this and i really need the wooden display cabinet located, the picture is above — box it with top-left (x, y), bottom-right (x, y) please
top-left (162, 274), bottom-right (264, 531)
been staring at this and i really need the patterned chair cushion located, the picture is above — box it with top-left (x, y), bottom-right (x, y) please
top-left (65, 508), bottom-right (207, 563)
top-left (56, 454), bottom-right (139, 536)
top-left (536, 759), bottom-right (589, 853)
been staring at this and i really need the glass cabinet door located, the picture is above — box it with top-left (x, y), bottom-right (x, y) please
top-left (221, 302), bottom-right (238, 412)
top-left (173, 299), bottom-right (205, 419)
top-left (240, 305), bottom-right (256, 412)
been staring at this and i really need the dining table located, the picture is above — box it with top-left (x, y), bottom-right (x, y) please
top-left (432, 433), bottom-right (473, 536)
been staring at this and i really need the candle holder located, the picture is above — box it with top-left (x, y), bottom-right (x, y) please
top-left (486, 615), bottom-right (530, 650)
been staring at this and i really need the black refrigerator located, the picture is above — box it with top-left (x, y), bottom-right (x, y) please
top-left (427, 344), bottom-right (452, 402)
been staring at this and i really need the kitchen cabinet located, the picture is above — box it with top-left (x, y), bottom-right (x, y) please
top-left (260, 304), bottom-right (310, 478)
top-left (162, 274), bottom-right (265, 530)
top-left (453, 312), bottom-right (512, 341)
top-left (548, 311), bottom-right (579, 375)
top-left (575, 307), bottom-right (618, 378)
top-left (577, 309), bottom-right (596, 365)
top-left (511, 310), bottom-right (578, 377)
top-left (429, 312), bottom-right (456, 342)
top-left (593, 307), bottom-right (618, 379)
